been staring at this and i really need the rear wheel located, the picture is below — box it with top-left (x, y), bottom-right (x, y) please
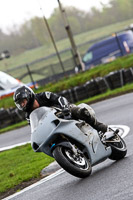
top-left (108, 135), bottom-right (127, 160)
top-left (53, 146), bottom-right (92, 178)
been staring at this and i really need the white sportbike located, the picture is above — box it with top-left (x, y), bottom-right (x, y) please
top-left (30, 104), bottom-right (129, 178)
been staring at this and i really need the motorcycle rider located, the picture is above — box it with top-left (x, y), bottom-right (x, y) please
top-left (13, 85), bottom-right (109, 133)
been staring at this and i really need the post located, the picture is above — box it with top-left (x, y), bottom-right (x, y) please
top-left (26, 64), bottom-right (37, 89)
top-left (41, 10), bottom-right (65, 73)
top-left (57, 0), bottom-right (85, 72)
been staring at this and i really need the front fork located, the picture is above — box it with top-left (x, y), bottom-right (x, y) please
top-left (100, 128), bottom-right (120, 144)
top-left (50, 140), bottom-right (82, 158)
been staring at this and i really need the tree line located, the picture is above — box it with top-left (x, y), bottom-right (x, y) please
top-left (0, 0), bottom-right (133, 55)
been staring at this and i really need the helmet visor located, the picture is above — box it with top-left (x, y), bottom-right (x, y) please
top-left (15, 98), bottom-right (28, 111)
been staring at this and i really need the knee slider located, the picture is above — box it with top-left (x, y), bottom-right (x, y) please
top-left (79, 108), bottom-right (90, 117)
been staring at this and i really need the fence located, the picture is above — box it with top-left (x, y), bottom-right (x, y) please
top-left (5, 30), bottom-right (132, 86)
top-left (5, 34), bottom-right (113, 86)
top-left (6, 52), bottom-right (77, 86)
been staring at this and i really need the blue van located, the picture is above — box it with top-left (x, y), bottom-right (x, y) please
top-left (82, 30), bottom-right (133, 70)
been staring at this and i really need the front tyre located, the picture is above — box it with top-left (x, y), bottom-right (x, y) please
top-left (53, 146), bottom-right (92, 178)
top-left (108, 135), bottom-right (127, 160)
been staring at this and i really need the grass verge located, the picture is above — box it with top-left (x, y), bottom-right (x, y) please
top-left (0, 144), bottom-right (54, 198)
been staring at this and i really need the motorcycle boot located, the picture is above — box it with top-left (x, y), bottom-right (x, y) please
top-left (70, 106), bottom-right (107, 133)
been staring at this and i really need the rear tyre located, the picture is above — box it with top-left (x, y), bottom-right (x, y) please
top-left (53, 146), bottom-right (92, 178)
top-left (108, 135), bottom-right (127, 160)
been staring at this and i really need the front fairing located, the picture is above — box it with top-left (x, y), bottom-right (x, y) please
top-left (30, 107), bottom-right (59, 151)
top-left (30, 107), bottom-right (111, 165)
top-left (30, 107), bottom-right (79, 156)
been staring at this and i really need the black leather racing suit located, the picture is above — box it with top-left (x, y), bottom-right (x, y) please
top-left (27, 91), bottom-right (107, 133)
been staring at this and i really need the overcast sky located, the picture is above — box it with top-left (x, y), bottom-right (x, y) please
top-left (0, 0), bottom-right (110, 33)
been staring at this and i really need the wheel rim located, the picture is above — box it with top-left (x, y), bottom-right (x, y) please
top-left (62, 148), bottom-right (89, 170)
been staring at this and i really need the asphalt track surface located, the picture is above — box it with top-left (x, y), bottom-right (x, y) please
top-left (0, 124), bottom-right (30, 150)
top-left (2, 93), bottom-right (133, 200)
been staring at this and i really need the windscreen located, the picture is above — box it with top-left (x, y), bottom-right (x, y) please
top-left (30, 107), bottom-right (47, 133)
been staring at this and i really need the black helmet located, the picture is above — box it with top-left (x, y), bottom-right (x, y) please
top-left (13, 85), bottom-right (35, 112)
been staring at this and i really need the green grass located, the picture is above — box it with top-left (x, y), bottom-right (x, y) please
top-left (0, 96), bottom-right (15, 109)
top-left (0, 144), bottom-right (54, 194)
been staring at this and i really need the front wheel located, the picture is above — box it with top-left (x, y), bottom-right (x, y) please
top-left (108, 135), bottom-right (127, 160)
top-left (53, 146), bottom-right (92, 178)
